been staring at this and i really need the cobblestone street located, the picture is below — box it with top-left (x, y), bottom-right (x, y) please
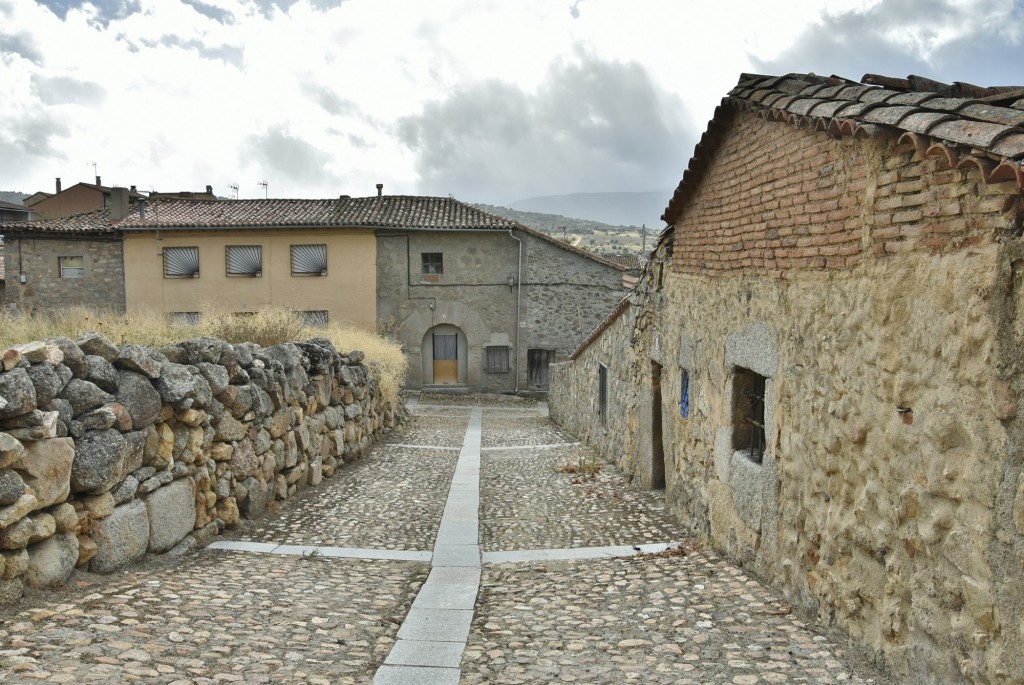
top-left (0, 395), bottom-right (890, 684)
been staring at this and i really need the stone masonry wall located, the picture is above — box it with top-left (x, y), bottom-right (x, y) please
top-left (550, 112), bottom-right (1024, 684)
top-left (2, 235), bottom-right (127, 313)
top-left (0, 332), bottom-right (401, 604)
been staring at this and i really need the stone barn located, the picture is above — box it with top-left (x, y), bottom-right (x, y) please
top-left (550, 72), bottom-right (1024, 684)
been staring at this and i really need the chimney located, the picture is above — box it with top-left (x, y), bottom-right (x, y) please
top-left (110, 187), bottom-right (130, 222)
top-left (129, 185), bottom-right (137, 195)
top-left (55, 177), bottom-right (62, 193)
top-left (376, 183), bottom-right (383, 197)
top-left (96, 175), bottom-right (102, 186)
top-left (206, 185), bottom-right (213, 195)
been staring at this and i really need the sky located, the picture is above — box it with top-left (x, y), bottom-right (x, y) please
top-left (1, 0), bottom-right (1023, 207)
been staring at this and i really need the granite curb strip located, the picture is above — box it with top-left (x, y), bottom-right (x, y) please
top-left (374, 407), bottom-right (483, 684)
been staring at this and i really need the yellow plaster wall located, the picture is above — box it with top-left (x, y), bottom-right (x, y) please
top-left (123, 229), bottom-right (376, 327)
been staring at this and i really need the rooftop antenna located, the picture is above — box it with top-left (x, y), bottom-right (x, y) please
top-left (90, 161), bottom-right (97, 176)
top-left (229, 183), bottom-right (239, 200)
top-left (258, 180), bottom-right (268, 199)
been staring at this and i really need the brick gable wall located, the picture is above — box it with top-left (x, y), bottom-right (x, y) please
top-left (672, 109), bottom-right (1021, 276)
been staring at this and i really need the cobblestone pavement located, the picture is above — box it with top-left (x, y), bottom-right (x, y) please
top-left (0, 394), bottom-right (890, 684)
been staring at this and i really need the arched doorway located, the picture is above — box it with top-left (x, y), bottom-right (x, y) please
top-left (421, 324), bottom-right (468, 386)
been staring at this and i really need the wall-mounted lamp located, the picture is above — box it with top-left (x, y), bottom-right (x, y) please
top-left (507, 275), bottom-right (515, 293)
top-left (428, 300), bottom-right (436, 311)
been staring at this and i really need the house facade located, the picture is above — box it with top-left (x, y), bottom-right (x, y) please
top-left (549, 73), bottom-right (1024, 684)
top-left (6, 193), bottom-right (626, 393)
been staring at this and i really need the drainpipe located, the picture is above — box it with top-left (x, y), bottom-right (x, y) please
top-left (508, 229), bottom-right (522, 393)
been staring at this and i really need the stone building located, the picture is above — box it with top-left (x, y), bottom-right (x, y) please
top-left (6, 192), bottom-right (625, 393)
top-left (549, 73), bottom-right (1024, 684)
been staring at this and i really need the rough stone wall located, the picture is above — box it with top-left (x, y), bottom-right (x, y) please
top-left (520, 231), bottom-right (626, 361)
top-left (0, 332), bottom-right (401, 604)
top-left (2, 235), bottom-right (126, 313)
top-left (549, 111), bottom-right (1024, 684)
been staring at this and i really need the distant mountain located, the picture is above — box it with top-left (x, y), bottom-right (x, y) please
top-left (508, 190), bottom-right (672, 228)
top-left (0, 192), bottom-right (28, 205)
top-left (472, 204), bottom-right (628, 235)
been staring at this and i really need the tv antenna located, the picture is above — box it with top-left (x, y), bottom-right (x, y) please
top-left (258, 180), bottom-right (268, 198)
top-left (229, 183), bottom-right (239, 199)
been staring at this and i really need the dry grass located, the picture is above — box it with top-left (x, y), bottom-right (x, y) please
top-left (0, 305), bottom-right (408, 408)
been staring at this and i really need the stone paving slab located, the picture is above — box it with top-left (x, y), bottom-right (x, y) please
top-left (232, 444), bottom-right (456, 550)
top-left (462, 553), bottom-right (888, 684)
top-left (0, 552), bottom-right (428, 684)
top-left (480, 443), bottom-right (688, 551)
top-left (389, 414), bottom-right (471, 448)
top-left (480, 416), bottom-right (577, 448)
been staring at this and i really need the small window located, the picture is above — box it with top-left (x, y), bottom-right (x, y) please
top-left (291, 244), bottom-right (327, 276)
top-left (679, 369), bottom-right (690, 418)
top-left (170, 312), bottom-right (200, 326)
top-left (59, 256), bottom-right (84, 278)
top-left (598, 363), bottom-right (608, 426)
top-left (298, 310), bottom-right (328, 327)
top-left (485, 346), bottom-right (510, 373)
top-left (422, 253), bottom-right (443, 274)
top-left (732, 367), bottom-right (766, 463)
top-left (163, 246), bottom-right (200, 278)
top-left (226, 245), bottom-right (262, 277)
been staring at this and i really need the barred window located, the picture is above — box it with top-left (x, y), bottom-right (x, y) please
top-left (291, 244), bottom-right (327, 276)
top-left (59, 256), bottom-right (84, 278)
top-left (679, 369), bottom-right (690, 418)
top-left (163, 246), bottom-right (200, 278)
top-left (226, 245), bottom-right (262, 277)
top-left (170, 312), bottom-right (200, 326)
top-left (422, 252), bottom-right (443, 274)
top-left (485, 346), bottom-right (510, 373)
top-left (298, 310), bottom-right (328, 327)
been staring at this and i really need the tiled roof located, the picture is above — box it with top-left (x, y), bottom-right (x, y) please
top-left (607, 254), bottom-right (649, 270)
top-left (1, 206), bottom-right (121, 235)
top-left (118, 196), bottom-right (521, 230)
top-left (0, 200), bottom-right (30, 212)
top-left (663, 72), bottom-right (1024, 224)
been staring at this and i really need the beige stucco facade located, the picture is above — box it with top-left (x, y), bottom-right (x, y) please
top-left (123, 229), bottom-right (377, 328)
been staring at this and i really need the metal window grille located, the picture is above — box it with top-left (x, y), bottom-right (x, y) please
top-left (226, 245), bottom-right (262, 276)
top-left (485, 346), bottom-right (510, 373)
top-left (422, 253), bottom-right (443, 274)
top-left (291, 244), bottom-right (327, 275)
top-left (598, 363), bottom-right (608, 426)
top-left (163, 246), bottom-right (200, 278)
top-left (298, 310), bottom-right (328, 327)
top-left (59, 256), bottom-right (84, 278)
top-left (732, 367), bottom-right (766, 464)
top-left (679, 369), bottom-right (690, 418)
top-left (170, 312), bottom-right (200, 326)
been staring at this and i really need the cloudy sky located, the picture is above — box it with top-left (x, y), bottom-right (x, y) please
top-left (1, 0), bottom-right (1022, 207)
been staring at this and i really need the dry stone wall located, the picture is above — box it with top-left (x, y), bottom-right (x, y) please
top-left (0, 332), bottom-right (401, 603)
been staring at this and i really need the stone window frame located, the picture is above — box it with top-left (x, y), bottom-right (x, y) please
top-left (484, 345), bottom-right (511, 373)
top-left (58, 255), bottom-right (85, 279)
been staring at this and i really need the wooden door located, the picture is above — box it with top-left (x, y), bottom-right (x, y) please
top-left (433, 333), bottom-right (458, 384)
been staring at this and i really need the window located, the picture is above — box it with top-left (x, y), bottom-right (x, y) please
top-left (170, 312), bottom-right (200, 326)
top-left (163, 246), bottom-right (200, 278)
top-left (485, 346), bottom-right (510, 373)
top-left (291, 244), bottom-right (327, 276)
top-left (598, 363), bottom-right (608, 426)
top-left (59, 256), bottom-right (84, 278)
top-left (422, 253), bottom-right (443, 274)
top-left (298, 310), bottom-right (328, 327)
top-left (679, 369), bottom-right (690, 418)
top-left (732, 367), bottom-right (766, 463)
top-left (226, 245), bottom-right (262, 277)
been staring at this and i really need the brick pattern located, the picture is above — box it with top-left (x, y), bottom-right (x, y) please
top-left (672, 111), bottom-right (1020, 276)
